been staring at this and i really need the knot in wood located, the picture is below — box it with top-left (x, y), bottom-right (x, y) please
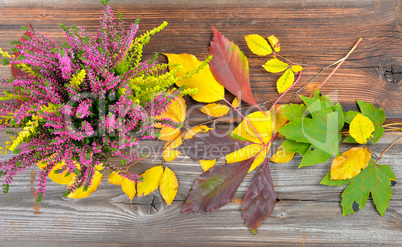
top-left (129, 193), bottom-right (164, 216)
top-left (384, 64), bottom-right (402, 85)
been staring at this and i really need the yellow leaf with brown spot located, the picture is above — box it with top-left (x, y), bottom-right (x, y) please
top-left (121, 178), bottom-right (136, 200)
top-left (199, 159), bottom-right (216, 172)
top-left (232, 97), bottom-right (240, 108)
top-left (137, 166), bottom-right (164, 196)
top-left (162, 135), bottom-right (183, 162)
top-left (184, 125), bottom-right (211, 140)
top-left (200, 103), bottom-right (230, 117)
top-left (268, 35), bottom-right (280, 52)
top-left (164, 53), bottom-right (224, 103)
top-left (270, 146), bottom-right (295, 164)
top-left (330, 147), bottom-right (371, 180)
top-left (68, 171), bottom-right (103, 199)
top-left (349, 114), bottom-right (375, 144)
top-left (159, 167), bottom-right (178, 205)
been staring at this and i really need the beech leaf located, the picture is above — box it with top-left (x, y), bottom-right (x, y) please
top-left (184, 125), bottom-right (211, 140)
top-left (183, 157), bottom-right (254, 213)
top-left (242, 157), bottom-right (276, 231)
top-left (164, 53), bottom-right (224, 103)
top-left (262, 58), bottom-right (289, 73)
top-left (245, 34), bottom-right (272, 56)
top-left (330, 147), bottom-right (371, 180)
top-left (209, 27), bottom-right (257, 105)
top-left (349, 114), bottom-right (375, 144)
top-left (67, 171), bottom-right (103, 199)
top-left (176, 129), bottom-right (250, 161)
top-left (137, 166), bottom-right (164, 196)
top-left (37, 160), bottom-right (75, 185)
top-left (199, 159), bottom-right (216, 172)
top-left (200, 103), bottom-right (230, 117)
top-left (162, 136), bottom-right (183, 162)
top-left (160, 167), bottom-right (178, 205)
top-left (276, 68), bottom-right (294, 94)
top-left (121, 178), bottom-right (136, 200)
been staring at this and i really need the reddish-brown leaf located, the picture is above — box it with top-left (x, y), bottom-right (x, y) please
top-left (242, 157), bottom-right (276, 232)
top-left (182, 157), bottom-right (254, 213)
top-left (176, 129), bottom-right (249, 161)
top-left (209, 27), bottom-right (257, 106)
top-left (11, 24), bottom-right (34, 77)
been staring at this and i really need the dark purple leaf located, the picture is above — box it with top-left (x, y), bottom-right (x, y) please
top-left (242, 157), bottom-right (276, 231)
top-left (183, 157), bottom-right (254, 213)
top-left (176, 129), bottom-right (250, 161)
top-left (209, 27), bottom-right (257, 106)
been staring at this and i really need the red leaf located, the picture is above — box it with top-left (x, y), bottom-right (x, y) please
top-left (209, 27), bottom-right (257, 106)
top-left (183, 157), bottom-right (254, 213)
top-left (242, 157), bottom-right (276, 231)
top-left (11, 24), bottom-right (34, 77)
top-left (176, 129), bottom-right (249, 161)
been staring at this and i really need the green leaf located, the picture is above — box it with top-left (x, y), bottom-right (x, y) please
top-left (262, 58), bottom-right (288, 73)
top-left (344, 111), bottom-right (359, 124)
top-left (320, 172), bottom-right (351, 186)
top-left (244, 34), bottom-right (272, 56)
top-left (356, 100), bottom-right (386, 143)
top-left (341, 162), bottom-right (394, 216)
top-left (276, 69), bottom-right (294, 94)
top-left (282, 104), bottom-right (307, 121)
top-left (280, 139), bottom-right (310, 155)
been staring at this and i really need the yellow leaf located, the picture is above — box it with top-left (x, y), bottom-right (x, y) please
top-left (226, 143), bottom-right (264, 164)
top-left (155, 95), bottom-right (186, 128)
top-left (164, 53), bottom-right (224, 103)
top-left (273, 104), bottom-right (288, 135)
top-left (200, 103), bottom-right (230, 117)
top-left (267, 35), bottom-right (280, 52)
top-left (232, 97), bottom-right (240, 108)
top-left (330, 147), bottom-right (371, 180)
top-left (121, 178), bottom-right (136, 200)
top-left (159, 126), bottom-right (181, 142)
top-left (37, 159), bottom-right (75, 185)
top-left (231, 110), bottom-right (274, 144)
top-left (162, 135), bottom-right (183, 162)
top-left (249, 148), bottom-right (267, 172)
top-left (108, 172), bottom-right (124, 186)
top-left (68, 171), bottom-right (103, 199)
top-left (277, 68), bottom-right (294, 94)
top-left (291, 65), bottom-right (303, 73)
top-left (270, 146), bottom-right (295, 164)
top-left (245, 34), bottom-right (272, 56)
top-left (159, 167), bottom-right (178, 205)
top-left (349, 114), bottom-right (375, 144)
top-left (262, 58), bottom-right (289, 73)
top-left (184, 125), bottom-right (211, 140)
top-left (199, 159), bottom-right (216, 172)
top-left (137, 166), bottom-right (164, 196)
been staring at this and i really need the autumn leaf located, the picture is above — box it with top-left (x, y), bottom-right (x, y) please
top-left (37, 159), bottom-right (75, 185)
top-left (262, 58), bottom-right (289, 73)
top-left (276, 68), bottom-right (294, 94)
top-left (349, 114), bottom-right (375, 144)
top-left (270, 145), bottom-right (295, 164)
top-left (108, 171), bottom-right (124, 185)
top-left (137, 166), bottom-right (164, 196)
top-left (155, 94), bottom-right (186, 142)
top-left (162, 135), bottom-right (183, 162)
top-left (108, 172), bottom-right (136, 200)
top-left (209, 27), bottom-right (257, 106)
top-left (242, 157), bottom-right (276, 231)
top-left (267, 35), bottom-right (280, 52)
top-left (245, 34), bottom-right (272, 56)
top-left (164, 53), bottom-right (224, 103)
top-left (273, 104), bottom-right (288, 135)
top-left (68, 171), bottom-right (103, 199)
top-left (199, 159), bottom-right (216, 172)
top-left (183, 125), bottom-right (211, 140)
top-left (291, 65), bottom-right (303, 73)
top-left (200, 103), bottom-right (229, 117)
top-left (232, 97), bottom-right (241, 108)
top-left (330, 147), bottom-right (371, 180)
top-left (160, 167), bottom-right (178, 205)
top-left (183, 157), bottom-right (254, 213)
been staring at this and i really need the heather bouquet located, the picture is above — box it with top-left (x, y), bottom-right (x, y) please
top-left (0, 0), bottom-right (190, 202)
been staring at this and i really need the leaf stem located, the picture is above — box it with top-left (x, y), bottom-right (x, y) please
top-left (375, 135), bottom-right (402, 164)
top-left (269, 71), bottom-right (302, 112)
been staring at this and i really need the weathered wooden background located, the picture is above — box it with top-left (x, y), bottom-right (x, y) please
top-left (0, 0), bottom-right (401, 245)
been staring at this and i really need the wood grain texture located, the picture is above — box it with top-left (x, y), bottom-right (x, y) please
top-left (0, 0), bottom-right (401, 245)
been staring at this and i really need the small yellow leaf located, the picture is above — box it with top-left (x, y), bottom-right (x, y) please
top-left (330, 147), bottom-right (371, 180)
top-left (108, 172), bottom-right (124, 186)
top-left (267, 35), bottom-right (280, 52)
top-left (162, 135), bottom-right (183, 162)
top-left (199, 159), bottom-right (216, 172)
top-left (277, 68), bottom-right (294, 94)
top-left (349, 114), bottom-right (375, 144)
top-left (155, 95), bottom-right (186, 129)
top-left (37, 159), bottom-right (75, 185)
top-left (184, 125), bottom-right (211, 140)
top-left (270, 146), bottom-right (295, 164)
top-left (137, 166), bottom-right (164, 196)
top-left (200, 103), bottom-right (230, 117)
top-left (262, 58), bottom-right (289, 73)
top-left (68, 171), bottom-right (103, 199)
top-left (232, 97), bottom-right (241, 108)
top-left (121, 178), bottom-right (136, 200)
top-left (245, 34), bottom-right (272, 56)
top-left (231, 110), bottom-right (274, 144)
top-left (291, 65), bottom-right (303, 73)
top-left (164, 53), bottom-right (224, 103)
top-left (249, 148), bottom-right (268, 172)
top-left (273, 104), bottom-right (288, 135)
top-left (159, 167), bottom-right (178, 205)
